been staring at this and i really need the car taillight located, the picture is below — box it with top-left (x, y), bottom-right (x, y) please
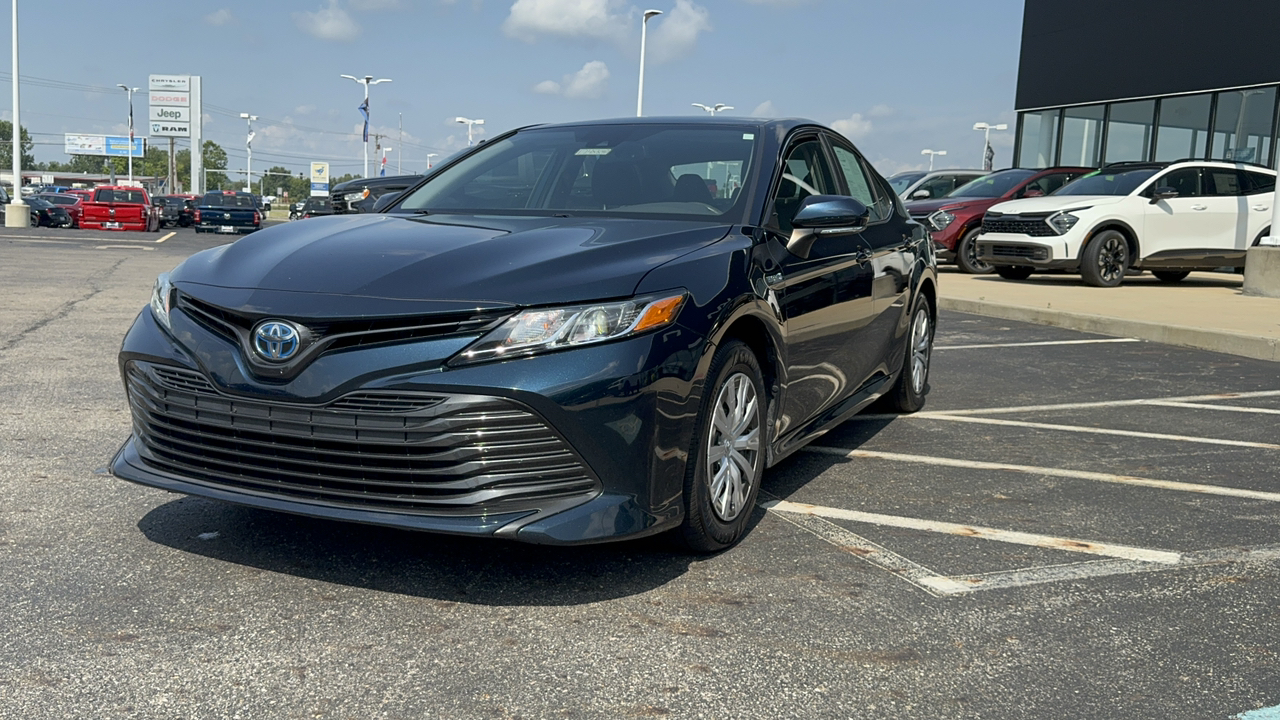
top-left (253, 211), bottom-right (261, 224)
top-left (194, 209), bottom-right (201, 223)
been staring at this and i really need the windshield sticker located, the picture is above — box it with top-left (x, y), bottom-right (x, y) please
top-left (575, 148), bottom-right (612, 156)
top-left (742, 133), bottom-right (755, 140)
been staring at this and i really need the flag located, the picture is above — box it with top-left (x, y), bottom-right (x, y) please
top-left (358, 99), bottom-right (369, 142)
top-left (983, 141), bottom-right (995, 171)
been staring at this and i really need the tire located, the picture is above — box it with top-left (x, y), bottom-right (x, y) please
top-left (680, 340), bottom-right (767, 553)
top-left (995, 265), bottom-right (1034, 281)
top-left (1255, 227), bottom-right (1271, 247)
top-left (955, 228), bottom-right (994, 274)
top-left (1080, 230), bottom-right (1130, 287)
top-left (1153, 270), bottom-right (1190, 283)
top-left (881, 293), bottom-right (935, 414)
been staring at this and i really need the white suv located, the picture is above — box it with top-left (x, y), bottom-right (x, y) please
top-left (975, 161), bottom-right (1276, 287)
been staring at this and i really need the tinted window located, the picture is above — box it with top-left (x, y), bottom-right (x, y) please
top-left (830, 145), bottom-right (876, 208)
top-left (888, 172), bottom-right (925, 195)
top-left (768, 138), bottom-right (838, 233)
top-left (41, 194), bottom-right (77, 205)
top-left (1056, 168), bottom-right (1160, 196)
top-left (201, 193), bottom-right (256, 208)
top-left (1244, 171), bottom-right (1276, 195)
top-left (1202, 169), bottom-right (1241, 197)
top-left (1022, 172), bottom-right (1078, 197)
top-left (949, 170), bottom-right (1036, 198)
top-left (399, 125), bottom-right (759, 220)
top-left (94, 189), bottom-right (146, 203)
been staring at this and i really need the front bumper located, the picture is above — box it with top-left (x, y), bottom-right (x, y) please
top-left (111, 304), bottom-right (705, 544)
top-left (976, 232), bottom-right (1078, 270)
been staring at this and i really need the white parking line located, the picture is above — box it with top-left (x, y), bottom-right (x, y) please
top-left (902, 414), bottom-right (1280, 450)
top-left (95, 245), bottom-right (155, 251)
top-left (802, 447), bottom-right (1280, 502)
top-left (852, 389), bottom-right (1280, 420)
top-left (763, 499), bottom-right (1183, 564)
top-left (1144, 401), bottom-right (1280, 416)
top-left (936, 338), bottom-right (1141, 350)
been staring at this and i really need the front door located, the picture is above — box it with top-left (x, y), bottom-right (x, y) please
top-left (1142, 167), bottom-right (1222, 262)
top-left (766, 135), bottom-right (877, 442)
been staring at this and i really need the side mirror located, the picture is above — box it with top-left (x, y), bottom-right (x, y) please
top-left (372, 191), bottom-right (404, 213)
top-left (1150, 186), bottom-right (1178, 204)
top-left (787, 195), bottom-right (870, 259)
top-left (910, 189), bottom-right (932, 200)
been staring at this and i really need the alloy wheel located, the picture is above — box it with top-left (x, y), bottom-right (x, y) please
top-left (910, 307), bottom-right (932, 395)
top-left (1098, 236), bottom-right (1127, 283)
top-left (706, 372), bottom-right (761, 523)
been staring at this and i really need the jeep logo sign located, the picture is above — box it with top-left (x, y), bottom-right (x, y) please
top-left (149, 106), bottom-right (190, 122)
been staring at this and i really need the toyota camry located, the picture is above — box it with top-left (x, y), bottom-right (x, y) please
top-left (112, 117), bottom-right (937, 552)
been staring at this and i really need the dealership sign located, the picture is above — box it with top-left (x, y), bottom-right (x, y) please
top-left (310, 162), bottom-right (330, 197)
top-left (149, 106), bottom-right (190, 122)
top-left (148, 75), bottom-right (193, 138)
top-left (148, 75), bottom-right (190, 92)
top-left (64, 134), bottom-right (145, 157)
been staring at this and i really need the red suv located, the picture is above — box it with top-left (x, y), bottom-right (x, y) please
top-left (905, 167), bottom-right (1090, 273)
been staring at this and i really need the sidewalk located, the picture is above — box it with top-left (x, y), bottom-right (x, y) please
top-left (936, 269), bottom-right (1280, 362)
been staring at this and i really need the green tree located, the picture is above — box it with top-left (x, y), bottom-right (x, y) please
top-left (202, 140), bottom-right (229, 190)
top-left (0, 121), bottom-right (35, 169)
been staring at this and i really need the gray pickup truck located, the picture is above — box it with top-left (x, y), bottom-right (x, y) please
top-left (194, 191), bottom-right (262, 235)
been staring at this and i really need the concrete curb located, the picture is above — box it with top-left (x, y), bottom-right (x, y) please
top-left (939, 296), bottom-right (1280, 363)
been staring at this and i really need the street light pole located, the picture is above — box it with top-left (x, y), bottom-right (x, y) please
top-left (397, 112), bottom-right (402, 175)
top-left (340, 74), bottom-right (392, 179)
top-left (6, 0), bottom-right (25, 226)
top-left (692, 103), bottom-right (733, 116)
top-left (973, 122), bottom-right (1008, 170)
top-left (426, 153), bottom-right (438, 170)
top-left (455, 117), bottom-right (484, 147)
top-left (921, 149), bottom-right (947, 171)
top-left (240, 113), bottom-right (256, 193)
top-left (636, 9), bottom-right (662, 117)
top-left (117, 84), bottom-right (138, 186)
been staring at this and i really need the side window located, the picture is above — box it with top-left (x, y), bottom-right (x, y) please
top-left (829, 144), bottom-right (876, 209)
top-left (1153, 168), bottom-right (1202, 197)
top-left (1203, 169), bottom-right (1242, 197)
top-left (914, 176), bottom-right (953, 200)
top-left (1244, 171), bottom-right (1276, 195)
top-left (1023, 173), bottom-right (1073, 197)
top-left (768, 138), bottom-right (837, 233)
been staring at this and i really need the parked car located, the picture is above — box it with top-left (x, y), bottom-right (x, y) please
top-left (66, 188), bottom-right (94, 203)
top-left (38, 192), bottom-right (84, 228)
top-left (889, 169), bottom-right (989, 201)
top-left (154, 195), bottom-right (195, 228)
top-left (905, 167), bottom-right (1091, 273)
top-left (330, 174), bottom-right (422, 214)
top-left (977, 161), bottom-right (1277, 287)
top-left (194, 191), bottom-right (261, 234)
top-left (289, 201), bottom-right (306, 220)
top-left (298, 197), bottom-right (333, 219)
top-left (80, 185), bottom-right (159, 232)
top-left (110, 117), bottom-right (938, 552)
top-left (26, 197), bottom-right (73, 227)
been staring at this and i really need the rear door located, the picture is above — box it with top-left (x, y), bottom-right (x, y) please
top-left (1242, 170), bottom-right (1276, 243)
top-left (1200, 167), bottom-right (1250, 252)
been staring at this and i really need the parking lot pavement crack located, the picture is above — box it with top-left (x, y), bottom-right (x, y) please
top-left (0, 257), bottom-right (127, 355)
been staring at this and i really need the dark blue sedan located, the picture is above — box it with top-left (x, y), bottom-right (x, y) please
top-left (112, 117), bottom-right (937, 551)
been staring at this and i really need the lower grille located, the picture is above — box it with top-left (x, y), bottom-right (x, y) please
top-left (987, 244), bottom-right (1050, 261)
top-left (982, 216), bottom-right (1057, 237)
top-left (125, 362), bottom-right (600, 514)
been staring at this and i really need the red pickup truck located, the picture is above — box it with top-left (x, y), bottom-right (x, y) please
top-left (79, 185), bottom-right (160, 232)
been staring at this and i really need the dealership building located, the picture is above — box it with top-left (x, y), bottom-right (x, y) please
top-left (1013, 0), bottom-right (1280, 171)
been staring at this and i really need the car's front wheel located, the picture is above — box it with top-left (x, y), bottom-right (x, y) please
top-left (956, 228), bottom-right (993, 274)
top-left (681, 340), bottom-right (766, 553)
top-left (1081, 230), bottom-right (1130, 287)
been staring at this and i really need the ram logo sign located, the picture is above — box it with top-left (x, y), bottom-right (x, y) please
top-left (151, 122), bottom-right (190, 137)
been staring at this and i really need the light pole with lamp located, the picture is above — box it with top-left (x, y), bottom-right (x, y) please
top-left (636, 9), bottom-right (662, 117)
top-left (921, 149), bottom-right (947, 171)
top-left (455, 117), bottom-right (484, 147)
top-left (973, 122), bottom-right (1008, 170)
top-left (691, 103), bottom-right (733, 115)
top-left (6, 0), bottom-right (26, 226)
top-left (340, 74), bottom-right (392, 179)
top-left (426, 153), bottom-right (438, 170)
top-left (117, 84), bottom-right (139, 186)
top-left (240, 113), bottom-right (256, 193)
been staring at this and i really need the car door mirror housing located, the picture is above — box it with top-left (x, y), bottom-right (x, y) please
top-left (1150, 186), bottom-right (1179, 204)
top-left (372, 191), bottom-right (403, 213)
top-left (787, 195), bottom-right (871, 259)
top-left (910, 189), bottom-right (931, 200)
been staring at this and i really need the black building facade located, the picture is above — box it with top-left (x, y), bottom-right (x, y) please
top-left (1013, 0), bottom-right (1280, 170)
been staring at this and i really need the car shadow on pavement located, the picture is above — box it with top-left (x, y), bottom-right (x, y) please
top-left (137, 496), bottom-right (697, 606)
top-left (759, 415), bottom-right (896, 500)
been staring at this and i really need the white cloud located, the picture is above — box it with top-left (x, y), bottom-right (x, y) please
top-left (831, 112), bottom-right (873, 140)
top-left (868, 104), bottom-right (894, 118)
top-left (534, 60), bottom-right (610, 99)
top-left (204, 8), bottom-right (234, 25)
top-left (648, 0), bottom-right (710, 63)
top-left (294, 105), bottom-right (317, 116)
top-left (503, 0), bottom-right (630, 43)
top-left (294, 0), bottom-right (361, 42)
top-left (751, 100), bottom-right (778, 118)
top-left (349, 0), bottom-right (402, 8)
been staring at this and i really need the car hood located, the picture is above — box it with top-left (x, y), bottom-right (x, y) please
top-left (904, 196), bottom-right (998, 215)
top-left (987, 195), bottom-right (1127, 214)
top-left (173, 213), bottom-right (731, 313)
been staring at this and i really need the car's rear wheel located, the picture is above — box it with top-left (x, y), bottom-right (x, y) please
top-left (955, 228), bottom-right (993, 274)
top-left (881, 293), bottom-right (935, 414)
top-left (1081, 230), bottom-right (1129, 287)
top-left (995, 265), bottom-right (1034, 280)
top-left (681, 340), bottom-right (765, 553)
top-left (1153, 270), bottom-right (1190, 283)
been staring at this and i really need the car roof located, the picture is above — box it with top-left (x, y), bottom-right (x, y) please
top-left (1099, 159), bottom-right (1277, 174)
top-left (330, 174), bottom-right (424, 192)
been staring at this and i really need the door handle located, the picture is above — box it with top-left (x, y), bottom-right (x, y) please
top-left (1190, 205), bottom-right (1207, 211)
top-left (1253, 205), bottom-right (1271, 212)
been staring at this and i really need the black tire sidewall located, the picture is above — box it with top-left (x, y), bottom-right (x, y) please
top-left (681, 340), bottom-right (766, 552)
top-left (884, 293), bottom-right (934, 413)
top-left (955, 229), bottom-right (993, 274)
top-left (1082, 230), bottom-right (1129, 287)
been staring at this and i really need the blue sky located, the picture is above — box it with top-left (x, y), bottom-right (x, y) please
top-left (4, 0), bottom-right (1026, 179)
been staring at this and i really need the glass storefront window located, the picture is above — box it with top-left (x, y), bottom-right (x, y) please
top-left (1104, 100), bottom-right (1156, 163)
top-left (1060, 105), bottom-right (1105, 167)
top-left (1212, 87), bottom-right (1277, 166)
top-left (1154, 93), bottom-right (1212, 161)
top-left (1017, 110), bottom-right (1059, 168)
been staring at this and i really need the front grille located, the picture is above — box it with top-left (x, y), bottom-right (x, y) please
top-left (982, 216), bottom-right (1057, 238)
top-left (988, 244), bottom-right (1050, 261)
top-left (126, 362), bottom-right (600, 514)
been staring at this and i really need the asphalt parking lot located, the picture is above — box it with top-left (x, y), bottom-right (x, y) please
top-left (3, 224), bottom-right (1280, 719)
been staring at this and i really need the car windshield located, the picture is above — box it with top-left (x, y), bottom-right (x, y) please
top-left (304, 199), bottom-right (330, 210)
top-left (202, 193), bottom-right (256, 208)
top-left (27, 198), bottom-right (51, 209)
top-left (948, 170), bottom-right (1036, 198)
top-left (888, 172), bottom-right (926, 195)
top-left (1054, 168), bottom-right (1160, 196)
top-left (398, 124), bottom-right (759, 220)
top-left (158, 196), bottom-right (185, 206)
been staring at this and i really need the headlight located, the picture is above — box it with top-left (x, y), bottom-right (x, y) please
top-left (150, 272), bottom-right (173, 330)
top-left (929, 210), bottom-right (956, 231)
top-left (452, 293), bottom-right (686, 365)
top-left (1047, 210), bottom-right (1082, 235)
